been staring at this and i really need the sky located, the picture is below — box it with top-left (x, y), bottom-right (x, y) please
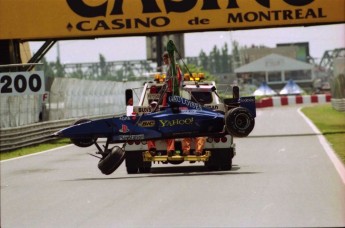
top-left (29, 24), bottom-right (344, 65)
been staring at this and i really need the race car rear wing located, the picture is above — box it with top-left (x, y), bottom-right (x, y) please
top-left (223, 96), bottom-right (256, 118)
top-left (223, 86), bottom-right (256, 118)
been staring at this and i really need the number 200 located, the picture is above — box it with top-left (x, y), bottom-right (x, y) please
top-left (0, 73), bottom-right (42, 94)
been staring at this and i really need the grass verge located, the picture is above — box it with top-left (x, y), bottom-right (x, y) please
top-left (0, 139), bottom-right (71, 161)
top-left (301, 104), bottom-right (345, 164)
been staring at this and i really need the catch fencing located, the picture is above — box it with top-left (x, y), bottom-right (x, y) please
top-left (46, 78), bottom-right (142, 121)
top-left (1, 94), bottom-right (42, 128)
top-left (1, 77), bottom-right (143, 128)
top-left (0, 77), bottom-right (143, 151)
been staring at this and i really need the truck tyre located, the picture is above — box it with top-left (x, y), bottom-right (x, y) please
top-left (206, 163), bottom-right (219, 171)
top-left (220, 160), bottom-right (232, 171)
top-left (98, 146), bottom-right (125, 175)
top-left (222, 148), bottom-right (234, 170)
top-left (127, 163), bottom-right (151, 174)
top-left (126, 166), bottom-right (138, 174)
top-left (225, 107), bottom-right (255, 137)
top-left (125, 151), bottom-right (139, 174)
top-left (139, 162), bottom-right (152, 173)
top-left (205, 148), bottom-right (234, 171)
top-left (125, 151), bottom-right (152, 174)
top-left (70, 119), bottom-right (96, 147)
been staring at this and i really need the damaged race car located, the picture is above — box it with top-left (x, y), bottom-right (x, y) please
top-left (52, 93), bottom-right (256, 175)
top-left (52, 40), bottom-right (256, 175)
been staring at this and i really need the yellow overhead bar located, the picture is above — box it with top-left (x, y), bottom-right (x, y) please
top-left (0, 0), bottom-right (344, 40)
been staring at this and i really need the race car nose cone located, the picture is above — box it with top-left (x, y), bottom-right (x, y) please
top-left (51, 130), bottom-right (62, 137)
top-left (51, 125), bottom-right (79, 138)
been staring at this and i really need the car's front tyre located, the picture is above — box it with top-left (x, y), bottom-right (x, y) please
top-left (70, 119), bottom-right (97, 147)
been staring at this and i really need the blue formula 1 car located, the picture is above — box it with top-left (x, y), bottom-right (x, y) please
top-left (52, 91), bottom-right (256, 175)
top-left (53, 40), bottom-right (256, 175)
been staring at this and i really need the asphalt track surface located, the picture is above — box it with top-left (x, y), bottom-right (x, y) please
top-left (1, 105), bottom-right (345, 227)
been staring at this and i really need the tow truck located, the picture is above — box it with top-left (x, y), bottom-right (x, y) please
top-left (124, 73), bottom-right (250, 174)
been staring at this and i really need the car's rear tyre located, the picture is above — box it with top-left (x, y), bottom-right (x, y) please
top-left (225, 107), bottom-right (255, 137)
top-left (70, 119), bottom-right (97, 147)
top-left (98, 146), bottom-right (125, 175)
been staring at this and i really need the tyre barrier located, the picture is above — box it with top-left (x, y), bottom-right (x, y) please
top-left (331, 98), bottom-right (345, 112)
top-left (256, 94), bottom-right (331, 108)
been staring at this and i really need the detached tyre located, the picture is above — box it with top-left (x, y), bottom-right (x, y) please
top-left (98, 146), bottom-right (125, 175)
top-left (225, 107), bottom-right (255, 137)
top-left (70, 119), bottom-right (96, 147)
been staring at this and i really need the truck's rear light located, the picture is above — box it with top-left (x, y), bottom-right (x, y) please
top-left (207, 137), bottom-right (213, 143)
top-left (150, 86), bottom-right (157, 93)
top-left (214, 138), bottom-right (220, 143)
top-left (221, 137), bottom-right (227, 143)
top-left (135, 141), bottom-right (140, 145)
top-left (128, 141), bottom-right (134, 145)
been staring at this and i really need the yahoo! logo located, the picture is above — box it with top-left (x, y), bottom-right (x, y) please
top-left (66, 0), bottom-right (315, 18)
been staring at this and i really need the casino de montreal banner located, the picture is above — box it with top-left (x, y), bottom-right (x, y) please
top-left (0, 0), bottom-right (344, 40)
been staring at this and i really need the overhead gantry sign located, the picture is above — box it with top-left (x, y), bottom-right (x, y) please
top-left (0, 0), bottom-right (344, 40)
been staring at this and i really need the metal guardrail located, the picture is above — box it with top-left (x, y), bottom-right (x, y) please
top-left (0, 119), bottom-right (75, 152)
top-left (0, 114), bottom-right (116, 152)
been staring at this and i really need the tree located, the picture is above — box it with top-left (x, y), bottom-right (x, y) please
top-left (198, 50), bottom-right (208, 72)
top-left (198, 43), bottom-right (233, 74)
top-left (99, 54), bottom-right (110, 80)
top-left (69, 68), bottom-right (83, 79)
top-left (115, 69), bottom-right (124, 81)
top-left (40, 57), bottom-right (55, 77)
top-left (209, 45), bottom-right (221, 73)
top-left (54, 58), bottom-right (65, 77)
top-left (232, 41), bottom-right (240, 69)
top-left (221, 43), bottom-right (231, 73)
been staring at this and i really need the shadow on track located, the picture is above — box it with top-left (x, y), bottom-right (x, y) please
top-left (67, 165), bottom-right (262, 181)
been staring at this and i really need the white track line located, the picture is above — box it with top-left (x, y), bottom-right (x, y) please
top-left (298, 107), bottom-right (345, 185)
top-left (1, 144), bottom-right (73, 163)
